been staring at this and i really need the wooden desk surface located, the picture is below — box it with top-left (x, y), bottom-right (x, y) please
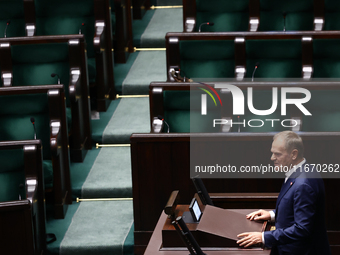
top-left (145, 209), bottom-right (271, 255)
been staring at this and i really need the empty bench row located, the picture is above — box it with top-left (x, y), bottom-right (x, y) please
top-left (0, 35), bottom-right (92, 162)
top-left (149, 81), bottom-right (340, 133)
top-left (183, 0), bottom-right (340, 32)
top-left (0, 85), bottom-right (72, 221)
top-left (0, 0), bottom-right (133, 63)
top-left (0, 140), bottom-right (46, 255)
top-left (166, 31), bottom-right (340, 81)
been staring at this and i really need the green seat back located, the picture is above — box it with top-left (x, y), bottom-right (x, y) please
top-left (0, 0), bottom-right (26, 38)
top-left (35, 0), bottom-right (95, 58)
top-left (0, 149), bottom-right (25, 202)
top-left (195, 0), bottom-right (249, 32)
top-left (11, 43), bottom-right (71, 107)
top-left (313, 39), bottom-right (340, 78)
top-left (302, 90), bottom-right (340, 131)
top-left (245, 39), bottom-right (302, 78)
top-left (259, 0), bottom-right (314, 31)
top-left (324, 0), bottom-right (340, 30)
top-left (0, 94), bottom-right (51, 159)
top-left (0, 94), bottom-right (54, 188)
top-left (163, 90), bottom-right (221, 133)
top-left (179, 40), bottom-right (235, 79)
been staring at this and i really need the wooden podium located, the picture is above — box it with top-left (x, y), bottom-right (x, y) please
top-left (145, 205), bottom-right (273, 255)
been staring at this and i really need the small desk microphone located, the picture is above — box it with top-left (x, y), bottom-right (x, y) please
top-left (198, 22), bottom-right (214, 32)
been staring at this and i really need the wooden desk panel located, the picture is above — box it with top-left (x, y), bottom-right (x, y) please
top-left (145, 210), bottom-right (271, 255)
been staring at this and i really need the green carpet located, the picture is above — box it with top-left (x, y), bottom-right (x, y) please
top-left (114, 53), bottom-right (140, 94)
top-left (102, 97), bottom-right (150, 143)
top-left (122, 51), bottom-right (167, 95)
top-left (91, 99), bottom-right (121, 144)
top-left (60, 201), bottom-right (133, 255)
top-left (45, 6), bottom-right (182, 255)
top-left (132, 10), bottom-right (156, 48)
top-left (70, 147), bottom-right (101, 199)
top-left (123, 223), bottom-right (134, 255)
top-left (46, 203), bottom-right (80, 255)
top-left (81, 147), bottom-right (132, 198)
top-left (141, 8), bottom-right (183, 47)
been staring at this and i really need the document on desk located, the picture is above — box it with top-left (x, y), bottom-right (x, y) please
top-left (197, 205), bottom-right (264, 241)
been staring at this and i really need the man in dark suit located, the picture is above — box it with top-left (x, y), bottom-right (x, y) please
top-left (237, 131), bottom-right (331, 254)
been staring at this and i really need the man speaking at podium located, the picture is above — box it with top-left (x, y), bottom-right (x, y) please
top-left (237, 131), bottom-right (331, 255)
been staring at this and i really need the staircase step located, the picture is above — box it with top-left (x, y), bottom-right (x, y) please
top-left (102, 97), bottom-right (150, 144)
top-left (82, 147), bottom-right (132, 199)
top-left (141, 8), bottom-right (183, 48)
top-left (122, 51), bottom-right (167, 95)
top-left (59, 201), bottom-right (133, 255)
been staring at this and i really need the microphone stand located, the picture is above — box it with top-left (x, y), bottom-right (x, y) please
top-left (172, 216), bottom-right (206, 255)
top-left (4, 20), bottom-right (10, 38)
top-left (30, 117), bottom-right (37, 139)
top-left (251, 62), bottom-right (260, 82)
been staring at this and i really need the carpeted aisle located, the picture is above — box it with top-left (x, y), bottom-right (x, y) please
top-left (141, 8), bottom-right (183, 47)
top-left (122, 51), bottom-right (167, 95)
top-left (60, 201), bottom-right (133, 255)
top-left (81, 147), bottom-right (132, 198)
top-left (47, 4), bottom-right (182, 255)
top-left (102, 97), bottom-right (150, 143)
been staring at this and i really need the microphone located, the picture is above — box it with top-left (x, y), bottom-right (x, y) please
top-left (4, 20), bottom-right (10, 38)
top-left (19, 184), bottom-right (24, 200)
top-left (251, 62), bottom-right (260, 82)
top-left (79, 22), bottom-right (85, 34)
top-left (283, 12), bottom-right (287, 32)
top-left (30, 117), bottom-right (37, 139)
top-left (174, 216), bottom-right (206, 255)
top-left (157, 115), bottom-right (170, 133)
top-left (198, 22), bottom-right (214, 32)
top-left (51, 73), bottom-right (60, 84)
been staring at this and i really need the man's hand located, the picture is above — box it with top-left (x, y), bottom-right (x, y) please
top-left (246, 209), bottom-right (271, 221)
top-left (237, 232), bottom-right (262, 247)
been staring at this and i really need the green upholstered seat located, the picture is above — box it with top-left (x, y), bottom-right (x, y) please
top-left (313, 39), bottom-right (340, 78)
top-left (11, 43), bottom-right (71, 105)
top-left (259, 0), bottom-right (314, 31)
top-left (245, 39), bottom-right (302, 78)
top-left (195, 0), bottom-right (249, 32)
top-left (0, 149), bottom-right (25, 202)
top-left (0, 0), bottom-right (26, 38)
top-left (34, 0), bottom-right (96, 82)
top-left (301, 90), bottom-right (340, 131)
top-left (179, 40), bottom-right (235, 79)
top-left (324, 0), bottom-right (340, 30)
top-left (0, 94), bottom-right (54, 188)
top-left (163, 90), bottom-right (221, 133)
top-left (10, 43), bottom-right (72, 131)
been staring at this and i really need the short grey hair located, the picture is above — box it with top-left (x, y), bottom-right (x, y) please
top-left (273, 131), bottom-right (304, 158)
